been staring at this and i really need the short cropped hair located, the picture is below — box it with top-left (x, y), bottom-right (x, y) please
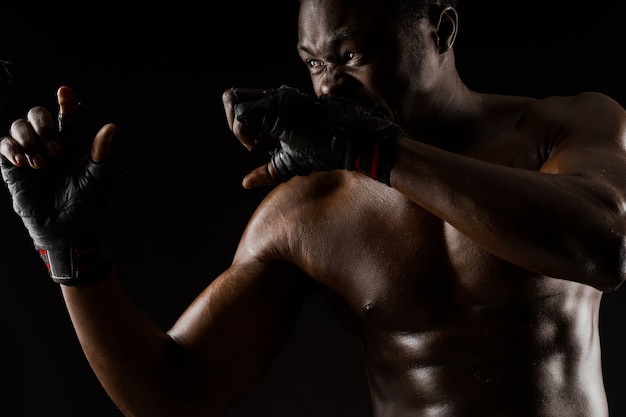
top-left (395, 0), bottom-right (458, 22)
top-left (297, 0), bottom-right (458, 26)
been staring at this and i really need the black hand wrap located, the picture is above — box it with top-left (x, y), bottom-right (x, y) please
top-left (234, 86), bottom-right (403, 185)
top-left (0, 105), bottom-right (113, 286)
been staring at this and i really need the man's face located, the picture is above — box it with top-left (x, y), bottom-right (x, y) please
top-left (296, 0), bottom-right (408, 121)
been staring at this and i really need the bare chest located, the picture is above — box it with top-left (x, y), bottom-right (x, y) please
top-left (291, 177), bottom-right (553, 331)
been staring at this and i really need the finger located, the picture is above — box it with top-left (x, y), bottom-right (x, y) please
top-left (222, 89), bottom-right (237, 130)
top-left (233, 121), bottom-right (264, 151)
top-left (222, 88), bottom-right (263, 150)
top-left (241, 163), bottom-right (282, 189)
top-left (57, 85), bottom-right (81, 118)
top-left (0, 136), bottom-right (27, 166)
top-left (90, 123), bottom-right (116, 163)
top-left (229, 88), bottom-right (271, 102)
top-left (26, 105), bottom-right (60, 156)
top-left (9, 118), bottom-right (46, 169)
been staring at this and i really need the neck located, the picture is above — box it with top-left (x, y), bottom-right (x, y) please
top-left (401, 62), bottom-right (481, 139)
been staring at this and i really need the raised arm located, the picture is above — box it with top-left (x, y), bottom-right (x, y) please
top-left (62, 253), bottom-right (306, 417)
top-left (0, 86), bottom-right (309, 417)
top-left (224, 87), bottom-right (626, 290)
top-left (389, 93), bottom-right (626, 290)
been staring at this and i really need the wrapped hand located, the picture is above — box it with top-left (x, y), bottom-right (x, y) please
top-left (224, 86), bottom-right (403, 187)
top-left (0, 86), bottom-right (116, 286)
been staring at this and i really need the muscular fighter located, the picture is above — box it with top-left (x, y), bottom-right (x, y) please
top-left (2, 0), bottom-right (626, 416)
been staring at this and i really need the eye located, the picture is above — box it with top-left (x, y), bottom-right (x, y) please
top-left (305, 59), bottom-right (326, 74)
top-left (306, 59), bottom-right (325, 68)
top-left (343, 50), bottom-right (364, 65)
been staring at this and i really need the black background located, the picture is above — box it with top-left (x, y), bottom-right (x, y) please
top-left (0, 2), bottom-right (625, 416)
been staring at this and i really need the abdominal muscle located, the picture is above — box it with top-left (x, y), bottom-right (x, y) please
top-left (351, 288), bottom-right (608, 417)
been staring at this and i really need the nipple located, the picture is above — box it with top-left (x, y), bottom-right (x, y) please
top-left (362, 303), bottom-right (376, 314)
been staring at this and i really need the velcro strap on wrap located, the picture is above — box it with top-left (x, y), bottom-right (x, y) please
top-left (38, 245), bottom-right (111, 286)
top-left (352, 123), bottom-right (403, 186)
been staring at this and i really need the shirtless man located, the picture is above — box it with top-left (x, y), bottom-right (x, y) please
top-left (1, 0), bottom-right (626, 416)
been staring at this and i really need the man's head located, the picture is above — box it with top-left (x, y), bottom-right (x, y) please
top-left (297, 0), bottom-right (460, 124)
top-left (388, 0), bottom-right (458, 23)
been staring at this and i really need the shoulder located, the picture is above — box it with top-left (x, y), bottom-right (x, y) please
top-left (256, 171), bottom-right (346, 220)
top-left (525, 92), bottom-right (626, 175)
top-left (233, 172), bottom-right (346, 263)
top-left (526, 91), bottom-right (622, 111)
top-left (525, 92), bottom-right (626, 135)
top-left (500, 92), bottom-right (626, 159)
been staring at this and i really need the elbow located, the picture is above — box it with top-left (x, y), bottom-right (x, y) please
top-left (598, 263), bottom-right (626, 293)
top-left (586, 234), bottom-right (626, 292)
top-left (596, 201), bottom-right (626, 291)
top-left (575, 263), bottom-right (625, 293)
top-left (593, 272), bottom-right (625, 293)
top-left (554, 226), bottom-right (626, 292)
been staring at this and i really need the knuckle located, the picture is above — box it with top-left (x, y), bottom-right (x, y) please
top-left (0, 137), bottom-right (18, 159)
top-left (27, 106), bottom-right (51, 123)
top-left (27, 105), bottom-right (47, 115)
top-left (222, 88), bottom-right (237, 105)
top-left (0, 136), bottom-right (10, 152)
top-left (10, 118), bottom-right (29, 135)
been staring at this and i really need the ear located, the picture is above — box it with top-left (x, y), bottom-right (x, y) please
top-left (434, 6), bottom-right (458, 53)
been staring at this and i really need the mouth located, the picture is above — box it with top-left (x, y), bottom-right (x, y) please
top-left (348, 94), bottom-right (394, 122)
top-left (367, 104), bottom-right (393, 121)
top-left (326, 94), bottom-right (393, 121)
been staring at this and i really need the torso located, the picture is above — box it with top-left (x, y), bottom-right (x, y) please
top-left (251, 94), bottom-right (607, 416)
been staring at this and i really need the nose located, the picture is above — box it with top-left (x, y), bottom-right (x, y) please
top-left (318, 63), bottom-right (352, 97)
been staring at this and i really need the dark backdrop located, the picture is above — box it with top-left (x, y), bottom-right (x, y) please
top-left (0, 2), bottom-right (625, 416)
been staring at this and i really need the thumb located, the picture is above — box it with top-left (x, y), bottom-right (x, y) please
top-left (242, 163), bottom-right (282, 189)
top-left (90, 123), bottom-right (116, 164)
top-left (57, 85), bottom-right (81, 118)
top-left (56, 85), bottom-right (116, 163)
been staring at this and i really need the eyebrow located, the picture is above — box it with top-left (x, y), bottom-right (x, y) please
top-left (297, 29), bottom-right (356, 54)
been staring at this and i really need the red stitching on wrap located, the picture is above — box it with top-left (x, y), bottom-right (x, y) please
top-left (354, 154), bottom-right (362, 173)
top-left (370, 141), bottom-right (381, 180)
top-left (39, 249), bottom-right (51, 270)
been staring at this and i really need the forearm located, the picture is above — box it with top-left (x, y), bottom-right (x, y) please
top-left (391, 137), bottom-right (626, 289)
top-left (61, 269), bottom-right (179, 417)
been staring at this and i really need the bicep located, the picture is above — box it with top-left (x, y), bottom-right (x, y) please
top-left (166, 258), bottom-right (308, 413)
